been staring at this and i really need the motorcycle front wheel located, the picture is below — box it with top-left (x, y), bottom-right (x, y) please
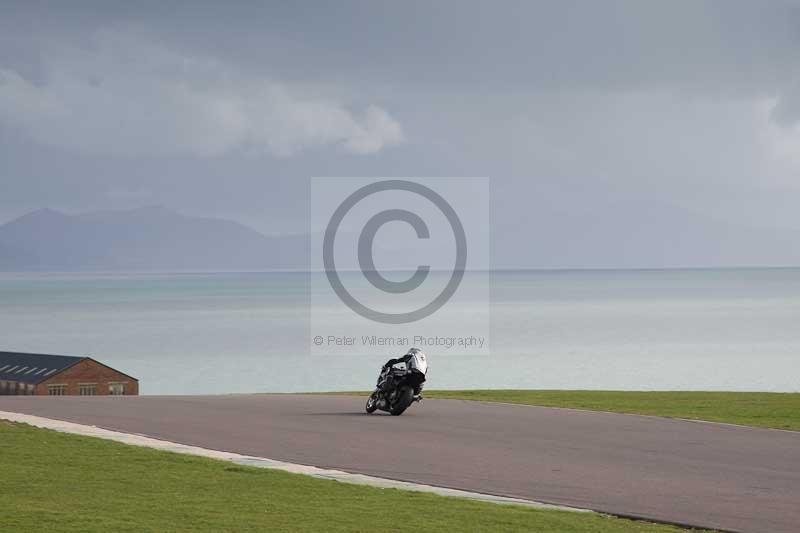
top-left (365, 392), bottom-right (379, 413)
top-left (390, 386), bottom-right (414, 416)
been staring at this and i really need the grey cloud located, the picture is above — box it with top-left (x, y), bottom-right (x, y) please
top-left (140, 1), bottom-right (799, 94)
top-left (2, 1), bottom-right (800, 268)
top-left (0, 29), bottom-right (404, 157)
top-left (769, 82), bottom-right (800, 128)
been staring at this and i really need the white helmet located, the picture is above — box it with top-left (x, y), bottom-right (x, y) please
top-left (406, 348), bottom-right (428, 375)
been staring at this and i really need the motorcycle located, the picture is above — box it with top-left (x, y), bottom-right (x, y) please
top-left (365, 352), bottom-right (427, 416)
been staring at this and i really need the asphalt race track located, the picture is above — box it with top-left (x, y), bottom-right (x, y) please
top-left (2, 394), bottom-right (798, 532)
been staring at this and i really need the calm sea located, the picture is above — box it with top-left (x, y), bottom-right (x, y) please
top-left (1, 269), bottom-right (798, 394)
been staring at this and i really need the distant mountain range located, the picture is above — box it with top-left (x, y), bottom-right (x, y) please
top-left (2, 204), bottom-right (799, 272)
top-left (0, 206), bottom-right (308, 271)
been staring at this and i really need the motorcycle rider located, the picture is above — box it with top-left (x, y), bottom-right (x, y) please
top-left (380, 347), bottom-right (427, 399)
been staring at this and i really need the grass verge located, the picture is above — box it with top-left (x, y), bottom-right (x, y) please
top-left (326, 390), bottom-right (800, 431)
top-left (419, 390), bottom-right (800, 431)
top-left (0, 420), bottom-right (703, 532)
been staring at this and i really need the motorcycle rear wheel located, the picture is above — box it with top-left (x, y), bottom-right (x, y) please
top-left (390, 386), bottom-right (414, 416)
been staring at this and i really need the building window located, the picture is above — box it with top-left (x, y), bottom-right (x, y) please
top-left (108, 382), bottom-right (126, 395)
top-left (47, 384), bottom-right (67, 396)
top-left (79, 384), bottom-right (97, 396)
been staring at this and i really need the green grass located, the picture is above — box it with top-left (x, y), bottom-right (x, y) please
top-left (419, 390), bottom-right (800, 431)
top-left (0, 421), bottom-right (701, 533)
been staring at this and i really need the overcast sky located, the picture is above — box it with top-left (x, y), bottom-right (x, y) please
top-left (2, 1), bottom-right (800, 268)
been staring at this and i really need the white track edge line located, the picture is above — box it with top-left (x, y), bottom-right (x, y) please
top-left (0, 410), bottom-right (589, 513)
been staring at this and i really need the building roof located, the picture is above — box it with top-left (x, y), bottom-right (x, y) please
top-left (0, 351), bottom-right (87, 385)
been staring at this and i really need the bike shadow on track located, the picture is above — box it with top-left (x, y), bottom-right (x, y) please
top-left (305, 412), bottom-right (425, 417)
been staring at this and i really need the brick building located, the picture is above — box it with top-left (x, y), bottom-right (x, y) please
top-left (0, 351), bottom-right (138, 396)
